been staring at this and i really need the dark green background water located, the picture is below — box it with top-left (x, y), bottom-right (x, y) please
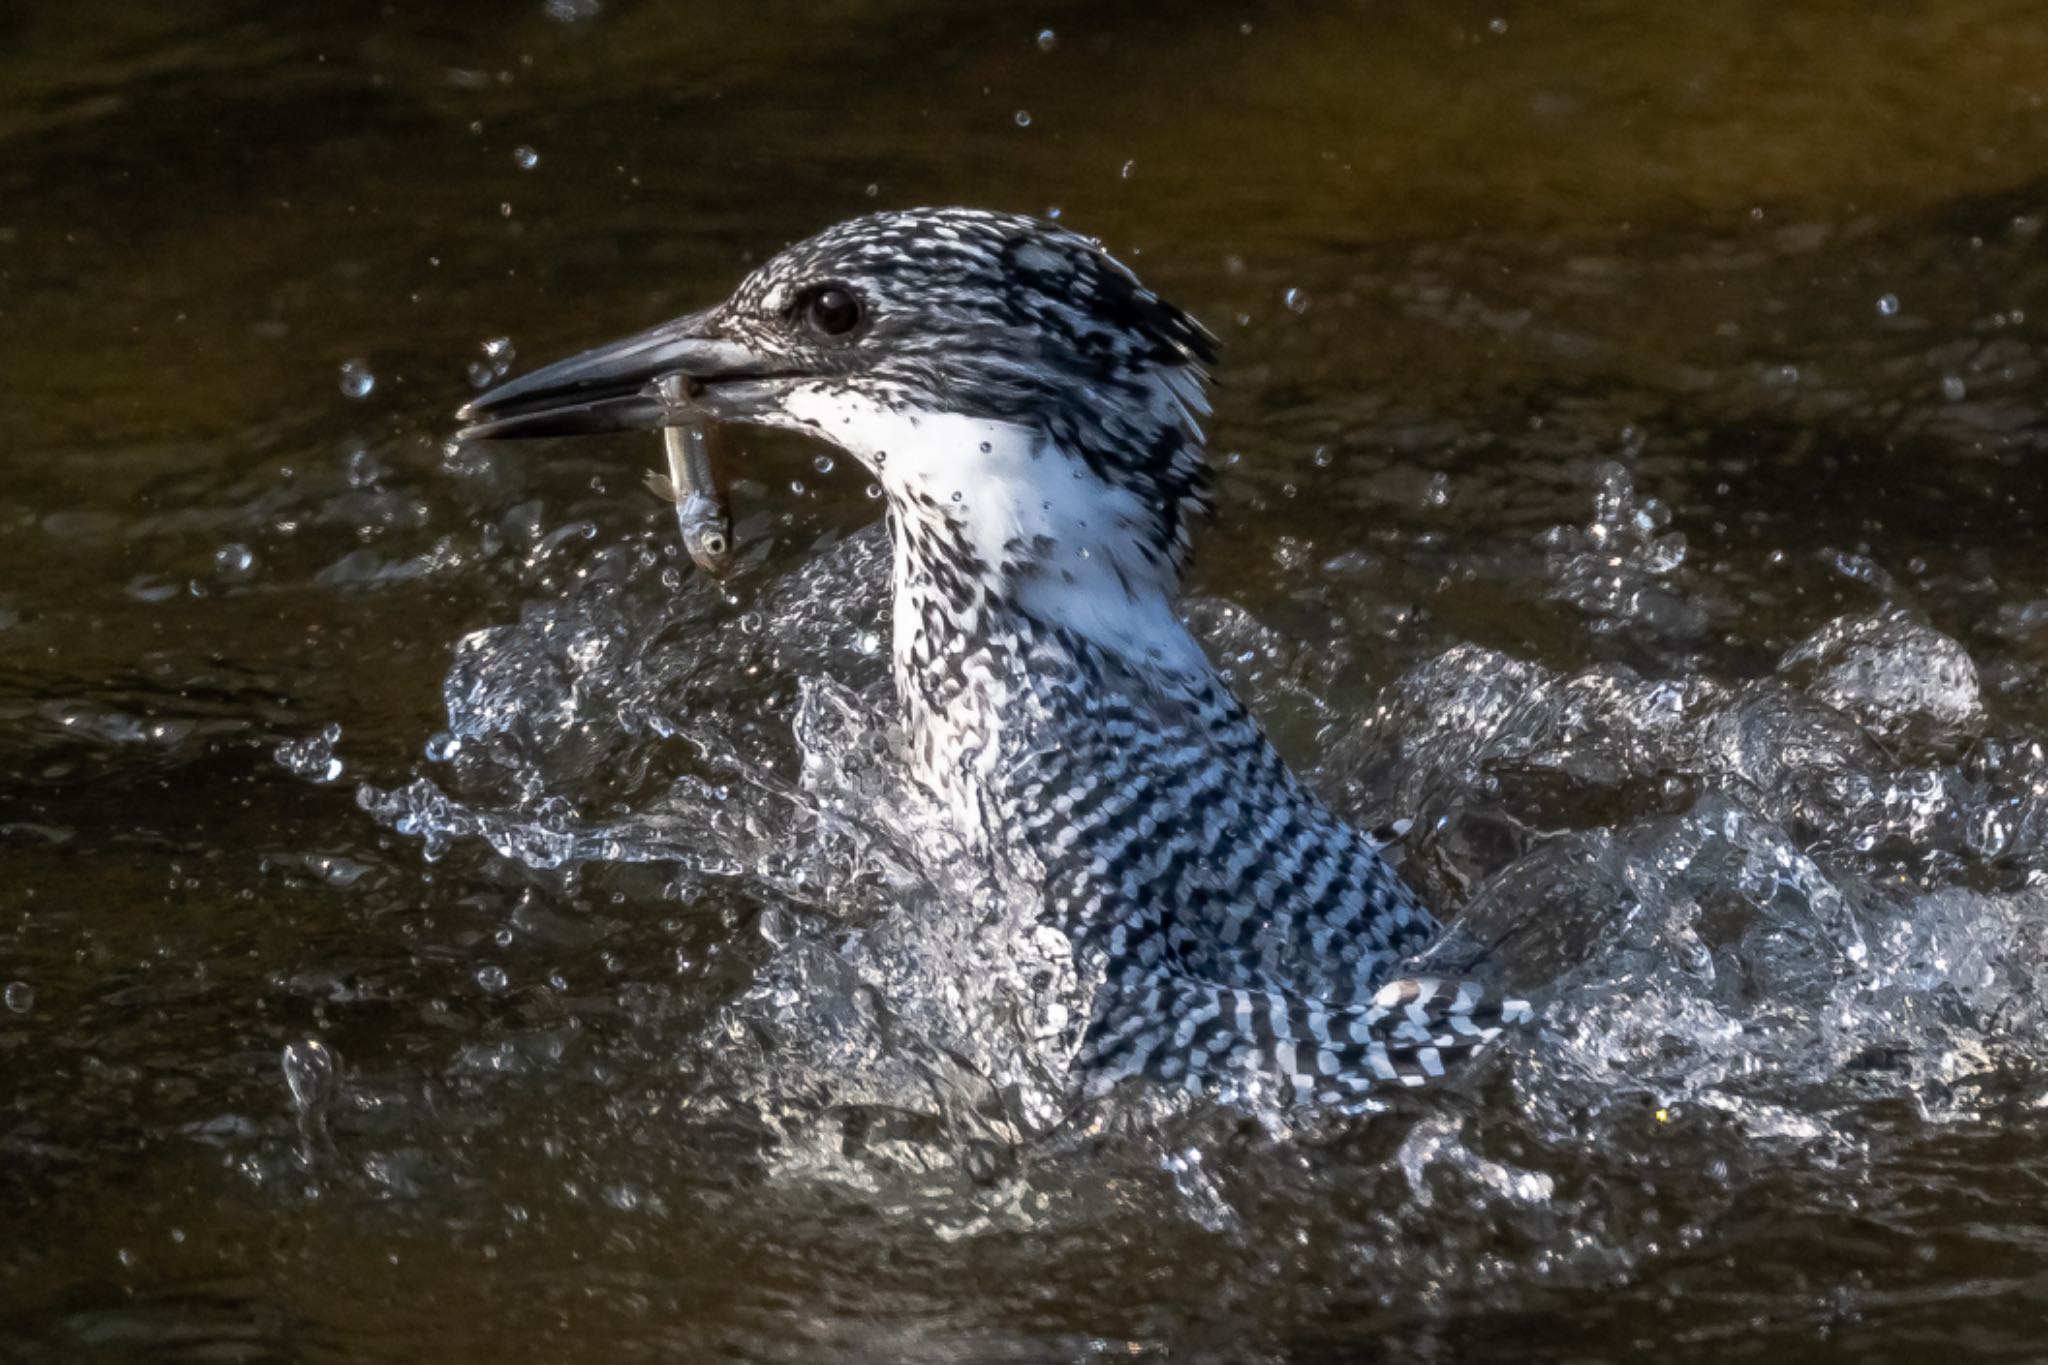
top-left (4, 3), bottom-right (2047, 1361)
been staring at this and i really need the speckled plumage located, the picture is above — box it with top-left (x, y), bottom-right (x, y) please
top-left (465, 207), bottom-right (1532, 1106)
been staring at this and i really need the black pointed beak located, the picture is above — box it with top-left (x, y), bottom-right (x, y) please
top-left (455, 309), bottom-right (780, 441)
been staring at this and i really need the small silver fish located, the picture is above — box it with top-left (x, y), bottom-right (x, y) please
top-left (649, 377), bottom-right (732, 576)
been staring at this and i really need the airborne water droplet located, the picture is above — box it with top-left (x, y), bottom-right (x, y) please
top-left (1014, 109), bottom-right (1032, 128)
top-left (513, 145), bottom-right (539, 170)
top-left (281, 1038), bottom-right (340, 1110)
top-left (1876, 292), bottom-right (1900, 317)
top-left (3, 981), bottom-right (32, 1014)
top-left (1940, 374), bottom-right (1968, 401)
top-left (1036, 28), bottom-right (1057, 51)
top-left (338, 359), bottom-right (375, 399)
top-left (214, 543), bottom-right (255, 578)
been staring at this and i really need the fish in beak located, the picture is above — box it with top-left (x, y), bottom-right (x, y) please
top-left (458, 310), bottom-right (787, 575)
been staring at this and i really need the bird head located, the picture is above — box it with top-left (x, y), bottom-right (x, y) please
top-left (460, 208), bottom-right (1219, 599)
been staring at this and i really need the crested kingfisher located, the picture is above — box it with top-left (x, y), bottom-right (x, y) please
top-left (459, 208), bottom-right (1530, 1109)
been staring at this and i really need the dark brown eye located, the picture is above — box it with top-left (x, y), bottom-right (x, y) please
top-left (803, 286), bottom-right (862, 337)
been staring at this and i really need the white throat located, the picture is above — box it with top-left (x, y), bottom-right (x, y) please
top-left (774, 386), bottom-right (1212, 680)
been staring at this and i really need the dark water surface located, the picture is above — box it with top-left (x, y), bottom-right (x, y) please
top-left (5, 3), bottom-right (2048, 1361)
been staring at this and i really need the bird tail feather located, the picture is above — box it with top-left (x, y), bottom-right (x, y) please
top-left (1080, 971), bottom-right (1534, 1108)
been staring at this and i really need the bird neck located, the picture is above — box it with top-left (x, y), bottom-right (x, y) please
top-left (872, 413), bottom-right (1214, 838)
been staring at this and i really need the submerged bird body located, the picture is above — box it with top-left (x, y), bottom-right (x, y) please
top-left (461, 208), bottom-right (1528, 1107)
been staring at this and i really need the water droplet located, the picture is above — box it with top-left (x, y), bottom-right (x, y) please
top-left (1311, 446), bottom-right (1332, 468)
top-left (346, 447), bottom-right (385, 488)
top-left (1488, 16), bottom-right (1508, 33)
top-left (864, 482), bottom-right (883, 500)
top-left (978, 441), bottom-right (992, 453)
top-left (1940, 374), bottom-right (1968, 401)
top-left (477, 965), bottom-right (509, 993)
top-left (864, 182), bottom-right (879, 198)
top-left (1765, 364), bottom-right (1799, 387)
top-left (213, 543), bottom-right (255, 578)
top-left (513, 145), bottom-right (539, 170)
top-left (951, 490), bottom-right (964, 502)
top-left (281, 1038), bottom-right (340, 1110)
top-left (1283, 287), bottom-right (1310, 314)
top-left (1036, 28), bottom-right (1057, 51)
top-left (789, 479), bottom-right (806, 496)
top-left (1120, 159), bottom-right (1136, 180)
top-left (1014, 109), bottom-right (1032, 128)
top-left (1876, 292), bottom-right (1900, 317)
top-left (3, 981), bottom-right (32, 1014)
top-left (275, 723), bottom-right (344, 783)
top-left (338, 359), bottom-right (375, 399)
top-left (812, 453), bottom-right (835, 473)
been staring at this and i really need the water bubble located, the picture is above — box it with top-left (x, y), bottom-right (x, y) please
top-left (1036, 28), bottom-right (1057, 51)
top-left (477, 965), bottom-right (509, 993)
top-left (865, 482), bottom-right (884, 500)
top-left (3, 981), bottom-right (32, 1014)
top-left (813, 453), bottom-right (836, 474)
top-left (513, 145), bottom-right (539, 170)
top-left (1940, 375), bottom-right (1968, 401)
top-left (1014, 109), bottom-right (1032, 128)
top-left (1283, 287), bottom-right (1310, 315)
top-left (213, 543), bottom-right (255, 579)
top-left (338, 359), bottom-right (375, 399)
top-left (1876, 293), bottom-right (1900, 317)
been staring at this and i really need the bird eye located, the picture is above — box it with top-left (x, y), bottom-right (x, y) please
top-left (802, 286), bottom-right (862, 338)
